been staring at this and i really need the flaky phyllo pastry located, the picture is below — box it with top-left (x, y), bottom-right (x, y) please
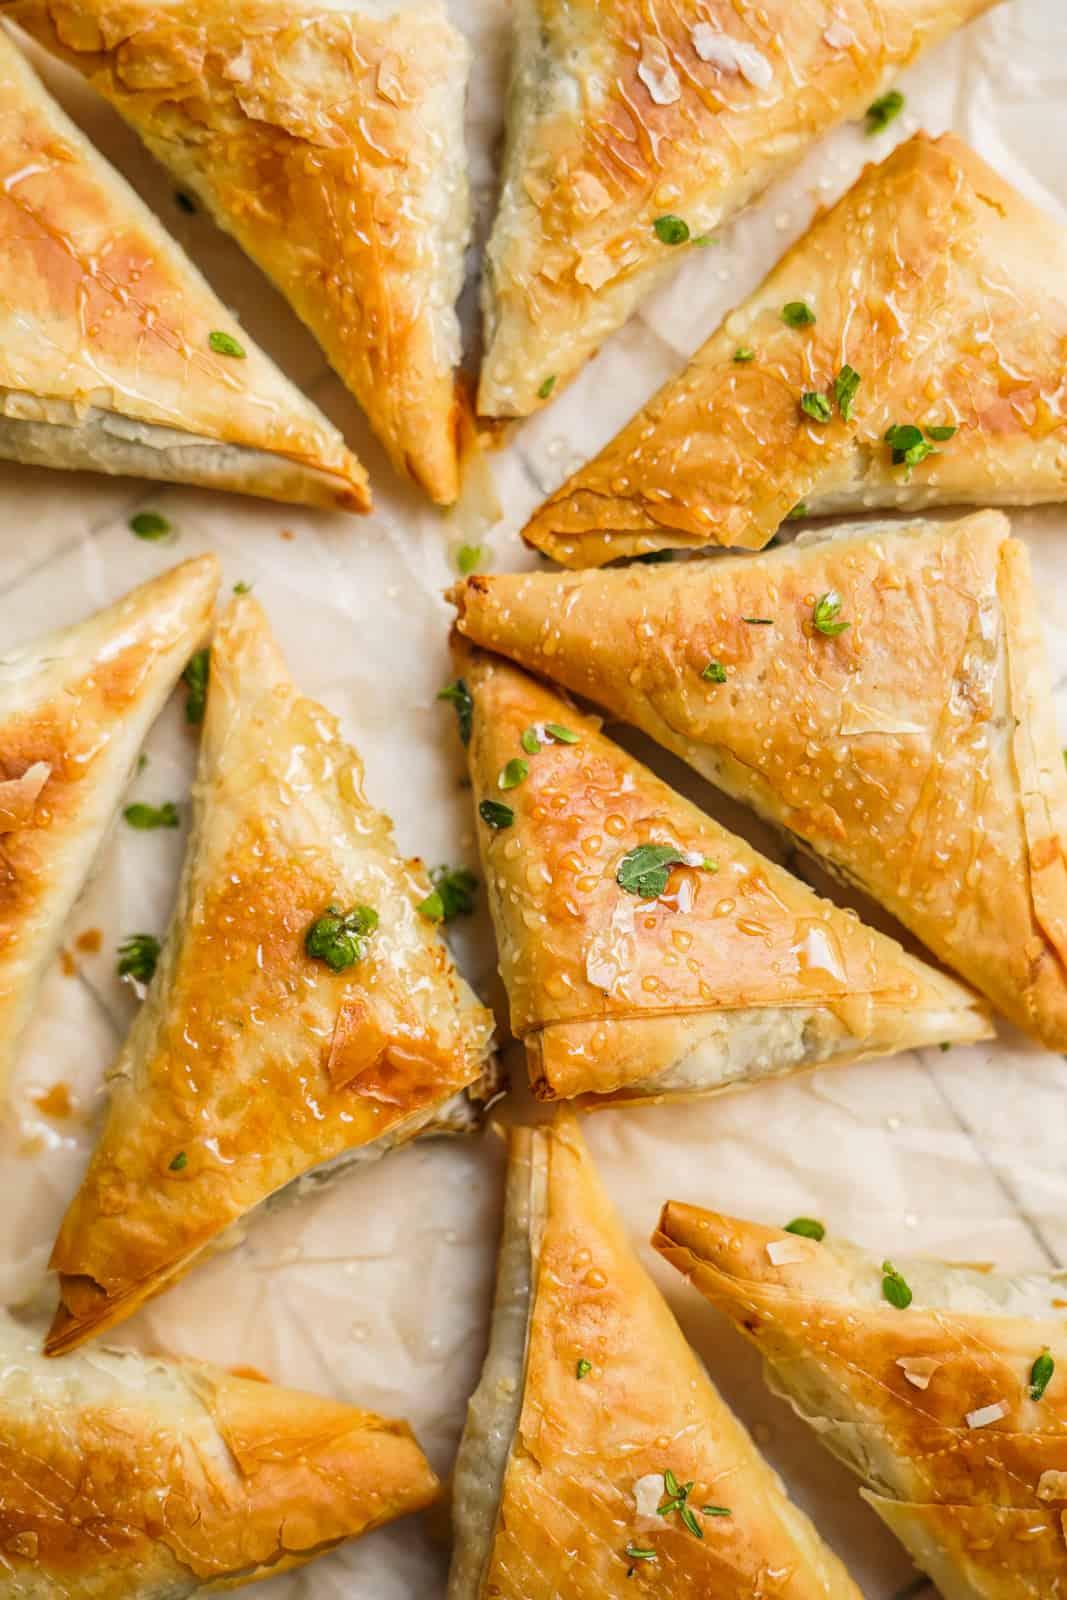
top-left (3, 0), bottom-right (472, 505)
top-left (0, 28), bottom-right (367, 511)
top-left (477, 0), bottom-right (997, 420)
top-left (453, 642), bottom-right (988, 1103)
top-left (523, 132), bottom-right (1067, 565)
top-left (454, 511), bottom-right (1067, 1049)
top-left (0, 1306), bottom-right (437, 1595)
top-left (448, 1114), bottom-right (862, 1598)
top-left (655, 1203), bottom-right (1067, 1600)
top-left (0, 556), bottom-right (219, 1106)
top-left (46, 596), bottom-right (496, 1354)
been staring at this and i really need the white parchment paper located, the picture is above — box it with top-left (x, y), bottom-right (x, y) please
top-left (2, 4), bottom-right (1066, 1595)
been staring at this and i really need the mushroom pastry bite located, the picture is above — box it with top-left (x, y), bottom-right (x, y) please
top-left (655, 1202), bottom-right (1067, 1600)
top-left (477, 0), bottom-right (998, 420)
top-left (447, 642), bottom-right (988, 1104)
top-left (2, 0), bottom-right (471, 505)
top-left (45, 595), bottom-right (497, 1355)
top-left (0, 29), bottom-right (367, 511)
top-left (453, 510), bottom-right (1067, 1050)
top-left (0, 1304), bottom-right (438, 1595)
top-left (449, 1113), bottom-right (863, 1599)
top-left (523, 133), bottom-right (1067, 566)
top-left (0, 556), bottom-right (219, 1105)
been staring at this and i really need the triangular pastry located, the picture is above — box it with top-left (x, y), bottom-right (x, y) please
top-left (476, 2), bottom-right (998, 420)
top-left (448, 1113), bottom-right (863, 1599)
top-left (0, 1304), bottom-right (438, 1593)
top-left (3, 0), bottom-right (471, 504)
top-left (454, 642), bottom-right (988, 1103)
top-left (46, 595), bottom-right (496, 1355)
top-left (453, 511), bottom-right (1067, 1049)
top-left (0, 555), bottom-right (219, 1104)
top-left (655, 1201), bottom-right (1067, 1600)
top-left (0, 28), bottom-right (368, 511)
top-left (524, 133), bottom-right (1067, 565)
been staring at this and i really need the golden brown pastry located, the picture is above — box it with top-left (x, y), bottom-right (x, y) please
top-left (0, 28), bottom-right (368, 511)
top-left (523, 132), bottom-right (1067, 564)
top-left (3, 0), bottom-right (471, 504)
top-left (0, 556), bottom-right (219, 1106)
top-left (452, 511), bottom-right (1067, 1049)
top-left (448, 1112), bottom-right (863, 1599)
top-left (477, 1), bottom-right (998, 421)
top-left (0, 1303), bottom-right (438, 1595)
top-left (655, 1200), bottom-right (1067, 1600)
top-left (46, 595), bottom-right (497, 1355)
top-left (454, 641), bottom-right (988, 1103)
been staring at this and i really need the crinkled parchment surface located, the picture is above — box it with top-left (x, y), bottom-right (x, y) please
top-left (1, 4), bottom-right (1065, 1595)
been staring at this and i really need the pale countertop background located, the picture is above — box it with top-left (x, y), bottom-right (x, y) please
top-left (1, 3), bottom-right (1066, 1596)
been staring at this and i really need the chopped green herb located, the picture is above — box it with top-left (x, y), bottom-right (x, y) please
top-left (208, 329), bottom-right (246, 358)
top-left (538, 375), bottom-right (557, 399)
top-left (657, 1469), bottom-right (707, 1539)
top-left (635, 549), bottom-right (674, 563)
top-left (456, 543), bottom-right (483, 576)
top-left (702, 659), bottom-right (727, 684)
top-left (691, 233), bottom-right (716, 247)
top-left (479, 799), bottom-right (514, 830)
top-left (117, 933), bottom-right (160, 985)
top-left (926, 424), bottom-right (957, 441)
top-left (576, 1358), bottom-right (592, 1379)
top-left (182, 649), bottom-right (209, 725)
top-left (233, 580), bottom-right (253, 594)
top-left (544, 722), bottom-right (579, 744)
top-left (175, 190), bottom-right (196, 214)
top-left (169, 1151), bottom-right (188, 1171)
top-left (785, 1217), bottom-right (825, 1241)
top-left (625, 1546), bottom-right (656, 1562)
top-left (680, 1506), bottom-right (703, 1539)
top-left (653, 214), bottom-right (690, 245)
top-left (438, 678), bottom-right (473, 746)
top-left (833, 364), bottom-right (861, 421)
top-left (617, 844), bottom-right (713, 899)
top-left (136, 753), bottom-right (148, 774)
top-left (800, 391), bottom-right (833, 424)
top-left (521, 727), bottom-right (542, 755)
top-left (129, 511), bottom-right (171, 540)
top-left (733, 346), bottom-right (756, 363)
top-left (866, 89), bottom-right (904, 135)
top-left (812, 591), bottom-right (850, 637)
top-left (939, 1041), bottom-right (952, 1052)
top-left (702, 1506), bottom-right (732, 1517)
top-left (782, 301), bottom-right (816, 328)
top-left (304, 903), bottom-right (379, 973)
top-left (742, 616), bottom-right (773, 625)
top-left (885, 423), bottom-right (935, 473)
top-left (1030, 1349), bottom-right (1055, 1401)
top-left (417, 865), bottom-right (478, 923)
top-left (123, 801), bottom-right (179, 830)
top-left (882, 1261), bottom-right (913, 1310)
top-left (498, 757), bottom-right (529, 790)
top-left (786, 502), bottom-right (808, 520)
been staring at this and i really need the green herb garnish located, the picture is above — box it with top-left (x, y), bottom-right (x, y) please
top-left (498, 757), bottom-right (529, 790)
top-left (811, 591), bottom-right (850, 637)
top-left (123, 802), bottom-right (179, 830)
top-left (438, 678), bottom-right (473, 746)
top-left (625, 1546), bottom-right (656, 1562)
top-left (479, 799), bottom-right (514, 830)
top-left (702, 659), bottom-right (727, 684)
top-left (653, 215), bottom-right (690, 245)
top-left (233, 580), bottom-right (253, 594)
top-left (304, 904), bottom-right (379, 973)
top-left (786, 502), bottom-right (808, 520)
top-left (742, 616), bottom-right (773, 625)
top-left (417, 865), bottom-right (478, 923)
top-left (785, 1217), bottom-right (825, 1241)
top-left (521, 727), bottom-right (542, 754)
top-left (456, 544), bottom-right (483, 576)
top-left (117, 933), bottom-right (160, 984)
top-left (782, 301), bottom-right (816, 328)
top-left (882, 1261), bottom-right (913, 1310)
top-left (129, 511), bottom-right (171, 540)
top-left (544, 722), bottom-right (579, 744)
top-left (657, 1470), bottom-right (705, 1540)
top-left (866, 89), bottom-right (904, 135)
top-left (702, 1506), bottom-right (732, 1517)
top-left (926, 424), bottom-right (957, 441)
top-left (182, 649), bottom-right (209, 725)
top-left (538, 375), bottom-right (557, 399)
top-left (576, 1358), bottom-right (592, 1379)
top-left (1030, 1349), bottom-right (1055, 1401)
top-left (208, 329), bottom-right (246, 359)
top-left (885, 423), bottom-right (940, 474)
top-left (800, 391), bottom-right (832, 424)
top-left (834, 364), bottom-right (861, 421)
top-left (733, 347), bottom-right (756, 363)
top-left (617, 844), bottom-right (713, 899)
top-left (169, 1151), bottom-right (188, 1171)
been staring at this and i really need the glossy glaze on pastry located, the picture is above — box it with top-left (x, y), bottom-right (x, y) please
top-left (449, 1113), bottom-right (863, 1598)
top-left (2, 0), bottom-right (471, 504)
top-left (524, 133), bottom-right (1067, 565)
top-left (0, 29), bottom-right (368, 510)
top-left (0, 556), bottom-right (219, 1106)
top-left (0, 1305), bottom-right (437, 1596)
top-left (655, 1201), bottom-right (1067, 1599)
top-left (45, 595), bottom-right (496, 1354)
top-left (453, 511), bottom-right (1067, 1049)
top-left (478, 0), bottom-right (998, 420)
top-left (455, 642), bottom-right (988, 1103)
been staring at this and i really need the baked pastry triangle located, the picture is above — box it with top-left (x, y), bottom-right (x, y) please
top-left (448, 1112), bottom-right (863, 1598)
top-left (454, 642), bottom-right (988, 1103)
top-left (4, 0), bottom-right (471, 505)
top-left (655, 1201), bottom-right (1067, 1599)
top-left (0, 1304), bottom-right (437, 1594)
top-left (524, 132), bottom-right (1067, 565)
top-left (45, 594), bottom-right (496, 1355)
top-left (453, 511), bottom-right (1067, 1049)
top-left (477, 3), bottom-right (998, 421)
top-left (0, 28), bottom-right (368, 511)
top-left (0, 555), bottom-right (219, 1104)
